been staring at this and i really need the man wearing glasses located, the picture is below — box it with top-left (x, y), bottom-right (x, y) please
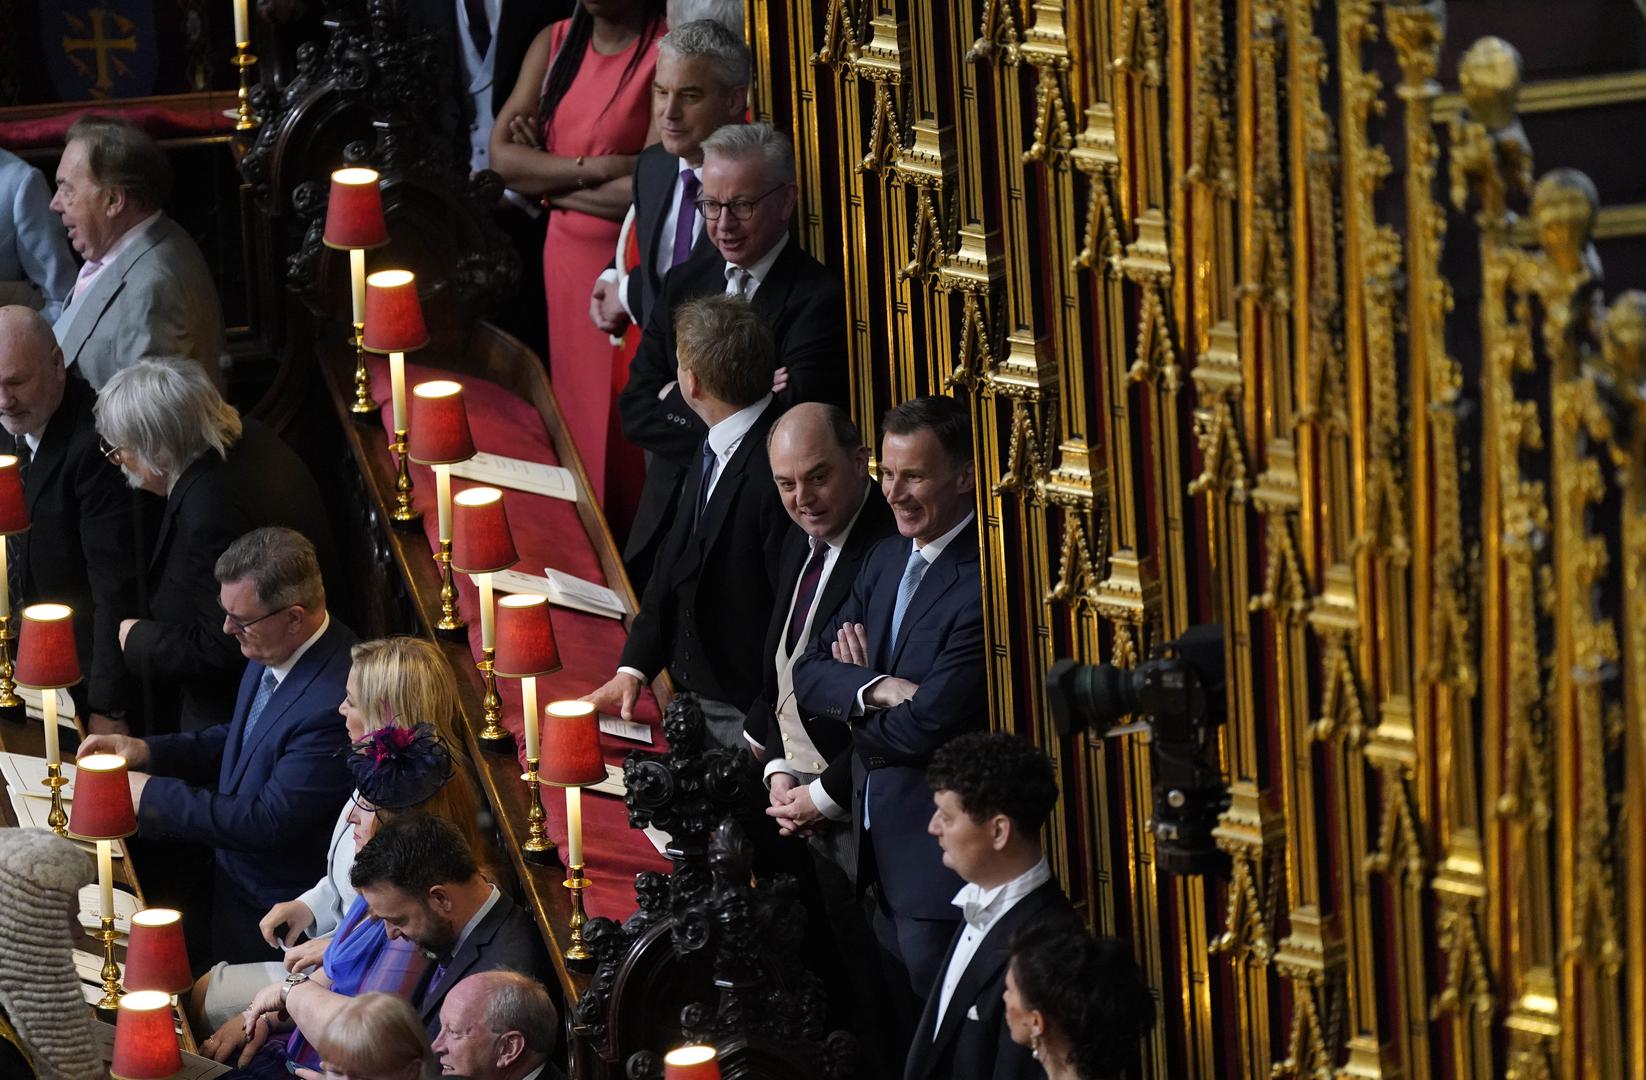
top-left (618, 122), bottom-right (848, 592)
top-left (0, 306), bottom-right (146, 733)
top-left (80, 526), bottom-right (357, 966)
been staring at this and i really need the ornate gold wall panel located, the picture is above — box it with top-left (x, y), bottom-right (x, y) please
top-left (751, 1), bottom-right (1646, 1075)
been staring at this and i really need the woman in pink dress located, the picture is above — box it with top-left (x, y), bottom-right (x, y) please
top-left (490, 0), bottom-right (665, 510)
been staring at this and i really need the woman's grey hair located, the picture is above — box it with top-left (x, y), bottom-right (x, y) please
top-left (477, 971), bottom-right (559, 1055)
top-left (214, 527), bottom-right (325, 611)
top-left (94, 357), bottom-right (241, 479)
top-left (65, 115), bottom-right (172, 211)
top-left (701, 122), bottom-right (796, 187)
top-left (658, 19), bottom-right (752, 89)
top-left (666, 0), bottom-right (743, 35)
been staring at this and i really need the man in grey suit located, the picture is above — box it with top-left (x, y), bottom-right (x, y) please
top-left (0, 149), bottom-right (77, 321)
top-left (47, 115), bottom-right (225, 390)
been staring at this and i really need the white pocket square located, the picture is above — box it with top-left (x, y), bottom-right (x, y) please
top-left (966, 1005), bottom-right (981, 1021)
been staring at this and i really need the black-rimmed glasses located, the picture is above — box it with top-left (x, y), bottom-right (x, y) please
top-left (218, 600), bottom-right (292, 635)
top-left (694, 184), bottom-right (786, 221)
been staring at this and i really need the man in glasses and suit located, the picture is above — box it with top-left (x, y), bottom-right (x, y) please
top-left (618, 122), bottom-right (847, 592)
top-left (0, 306), bottom-right (146, 733)
top-left (79, 527), bottom-right (357, 966)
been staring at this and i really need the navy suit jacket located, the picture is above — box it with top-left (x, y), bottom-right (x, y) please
top-left (416, 890), bottom-right (548, 1035)
top-left (138, 618), bottom-right (357, 913)
top-left (792, 519), bottom-right (986, 919)
top-left (904, 881), bottom-right (1075, 1080)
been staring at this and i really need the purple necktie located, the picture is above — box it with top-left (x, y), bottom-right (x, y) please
top-left (672, 170), bottom-right (700, 268)
top-left (786, 538), bottom-right (829, 654)
top-left (463, 0), bottom-right (491, 58)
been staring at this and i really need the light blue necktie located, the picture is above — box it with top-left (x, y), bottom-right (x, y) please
top-left (888, 547), bottom-right (930, 649)
top-left (240, 669), bottom-right (279, 749)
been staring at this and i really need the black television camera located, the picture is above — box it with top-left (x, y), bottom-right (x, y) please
top-left (1045, 624), bottom-right (1229, 876)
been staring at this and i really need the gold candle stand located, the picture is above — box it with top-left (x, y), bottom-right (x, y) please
top-left (350, 321), bottom-right (376, 418)
top-left (231, 43), bottom-right (261, 132)
top-left (565, 865), bottom-right (592, 966)
top-left (520, 759), bottom-right (559, 865)
top-left (475, 648), bottom-right (510, 749)
top-left (43, 762), bottom-right (68, 836)
top-left (390, 430), bottom-right (421, 528)
top-left (0, 613), bottom-right (19, 711)
top-left (97, 914), bottom-right (123, 1010)
top-left (434, 540), bottom-right (464, 636)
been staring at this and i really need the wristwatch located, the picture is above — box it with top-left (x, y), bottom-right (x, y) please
top-left (280, 971), bottom-right (310, 1011)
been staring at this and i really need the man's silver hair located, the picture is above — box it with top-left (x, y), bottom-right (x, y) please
top-left (666, 0), bottom-right (743, 36)
top-left (94, 356), bottom-right (241, 479)
top-left (658, 19), bottom-right (752, 89)
top-left (700, 122), bottom-right (796, 187)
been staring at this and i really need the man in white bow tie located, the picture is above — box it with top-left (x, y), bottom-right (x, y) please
top-left (904, 732), bottom-right (1077, 1080)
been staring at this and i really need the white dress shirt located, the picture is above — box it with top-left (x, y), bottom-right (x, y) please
top-left (933, 857), bottom-right (1053, 1033)
top-left (443, 883), bottom-right (502, 960)
top-left (267, 613), bottom-right (331, 688)
top-left (602, 157), bottom-right (704, 322)
top-left (617, 395), bottom-right (772, 686)
top-left (724, 232), bottom-right (789, 299)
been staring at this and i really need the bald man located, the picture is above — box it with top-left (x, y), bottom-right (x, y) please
top-left (0, 306), bottom-right (147, 731)
top-left (432, 971), bottom-right (563, 1080)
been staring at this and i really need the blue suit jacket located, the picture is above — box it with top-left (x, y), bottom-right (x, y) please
top-left (138, 618), bottom-right (357, 911)
top-left (792, 519), bottom-right (986, 919)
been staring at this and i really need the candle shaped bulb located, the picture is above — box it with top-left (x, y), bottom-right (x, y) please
top-left (42, 690), bottom-right (58, 766)
top-left (349, 248), bottom-right (366, 327)
top-left (436, 465), bottom-right (452, 541)
top-left (566, 786), bottom-right (583, 867)
top-left (98, 839), bottom-right (114, 918)
top-left (234, 0), bottom-right (249, 44)
top-left (389, 352), bottom-right (407, 433)
top-left (479, 574), bottom-right (495, 650)
top-left (523, 677), bottom-right (539, 762)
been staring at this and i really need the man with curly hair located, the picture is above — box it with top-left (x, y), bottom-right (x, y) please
top-left (906, 731), bottom-right (1077, 1080)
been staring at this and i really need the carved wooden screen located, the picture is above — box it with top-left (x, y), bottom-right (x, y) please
top-left (746, 0), bottom-right (1646, 1076)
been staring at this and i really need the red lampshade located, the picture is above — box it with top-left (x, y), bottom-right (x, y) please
top-left (125, 909), bottom-right (192, 994)
top-left (408, 381), bottom-right (476, 464)
top-left (14, 603), bottom-right (80, 689)
top-left (362, 269), bottom-right (429, 354)
top-left (68, 753), bottom-right (136, 840)
top-left (111, 990), bottom-right (182, 1080)
top-left (494, 594), bottom-right (561, 677)
top-left (322, 167), bottom-right (388, 251)
top-left (663, 1045), bottom-right (722, 1080)
top-left (0, 454), bottom-right (28, 535)
top-left (541, 700), bottom-right (604, 787)
top-left (451, 487), bottom-right (517, 573)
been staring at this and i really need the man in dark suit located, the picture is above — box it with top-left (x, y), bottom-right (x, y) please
top-left (0, 306), bottom-right (146, 732)
top-left (906, 732), bottom-right (1073, 1080)
top-left (343, 815), bottom-right (548, 1037)
top-left (591, 19), bottom-right (749, 336)
top-left (747, 403), bottom-right (895, 867)
top-left (618, 122), bottom-right (847, 591)
top-left (79, 528), bottom-right (356, 965)
top-left (793, 395), bottom-right (986, 1011)
top-left (590, 294), bottom-right (789, 748)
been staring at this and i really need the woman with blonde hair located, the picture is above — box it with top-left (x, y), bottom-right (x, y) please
top-left (190, 638), bottom-right (465, 1034)
top-left (314, 992), bottom-right (439, 1080)
top-left (205, 724), bottom-right (482, 1072)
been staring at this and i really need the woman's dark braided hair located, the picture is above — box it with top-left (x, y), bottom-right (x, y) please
top-left (1010, 919), bottom-right (1155, 1080)
top-left (538, 0), bottom-right (669, 142)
